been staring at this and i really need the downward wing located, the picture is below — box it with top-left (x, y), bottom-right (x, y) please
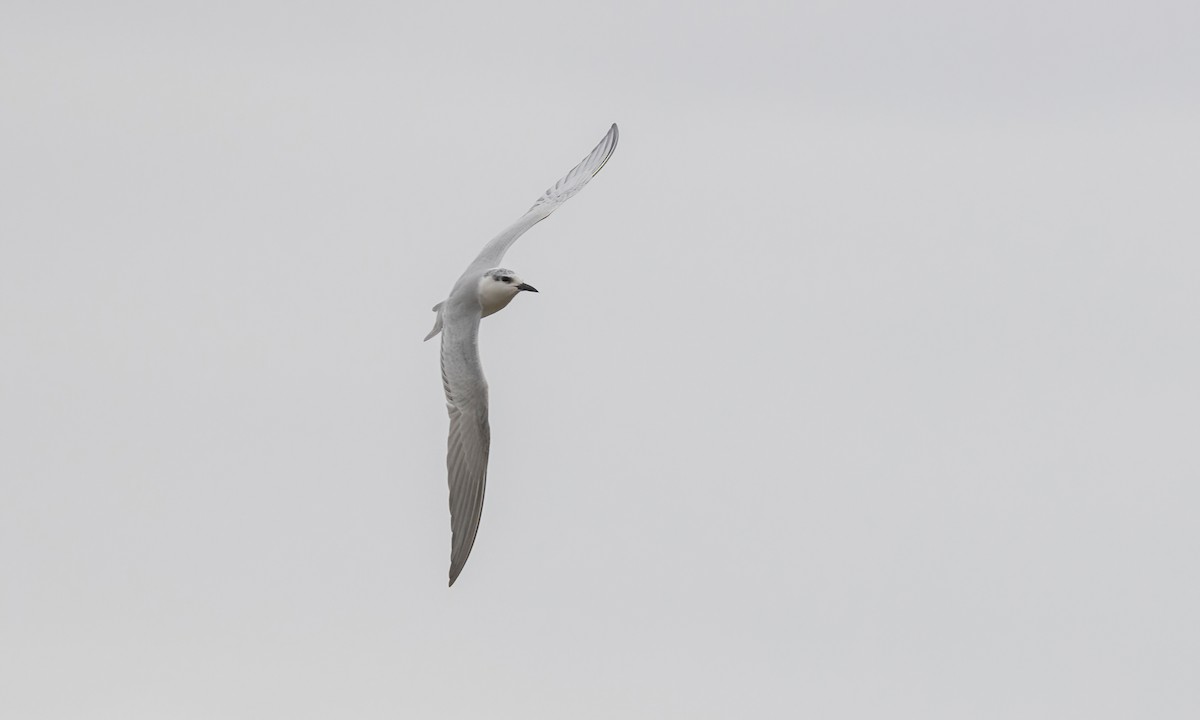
top-left (439, 301), bottom-right (490, 586)
top-left (462, 124), bottom-right (619, 277)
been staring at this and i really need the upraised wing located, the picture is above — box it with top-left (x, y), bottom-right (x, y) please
top-left (462, 124), bottom-right (618, 278)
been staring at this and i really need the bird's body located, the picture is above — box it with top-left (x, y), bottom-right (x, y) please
top-left (426, 124), bottom-right (619, 586)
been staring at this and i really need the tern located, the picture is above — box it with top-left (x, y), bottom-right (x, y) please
top-left (425, 124), bottom-right (619, 586)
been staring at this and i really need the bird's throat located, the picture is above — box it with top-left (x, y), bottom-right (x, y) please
top-left (478, 281), bottom-right (518, 318)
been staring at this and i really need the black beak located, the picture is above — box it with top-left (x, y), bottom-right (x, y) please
top-left (516, 283), bottom-right (538, 293)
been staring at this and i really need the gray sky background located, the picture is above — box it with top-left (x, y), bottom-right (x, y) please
top-left (2, 2), bottom-right (1198, 718)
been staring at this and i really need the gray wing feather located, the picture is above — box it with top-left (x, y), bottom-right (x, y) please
top-left (440, 298), bottom-right (490, 586)
top-left (462, 124), bottom-right (619, 277)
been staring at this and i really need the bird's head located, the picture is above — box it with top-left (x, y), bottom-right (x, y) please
top-left (477, 268), bottom-right (538, 317)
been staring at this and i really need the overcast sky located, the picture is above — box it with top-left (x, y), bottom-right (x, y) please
top-left (2, 2), bottom-right (1199, 718)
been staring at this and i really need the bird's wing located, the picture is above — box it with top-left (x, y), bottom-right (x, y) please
top-left (439, 298), bottom-right (491, 585)
top-left (463, 123), bottom-right (619, 276)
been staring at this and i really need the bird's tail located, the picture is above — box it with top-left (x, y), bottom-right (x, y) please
top-left (423, 302), bottom-right (445, 341)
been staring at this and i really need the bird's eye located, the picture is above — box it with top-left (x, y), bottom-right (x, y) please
top-left (501, 276), bottom-right (512, 283)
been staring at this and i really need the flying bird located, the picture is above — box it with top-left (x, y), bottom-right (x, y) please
top-left (425, 124), bottom-right (619, 586)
